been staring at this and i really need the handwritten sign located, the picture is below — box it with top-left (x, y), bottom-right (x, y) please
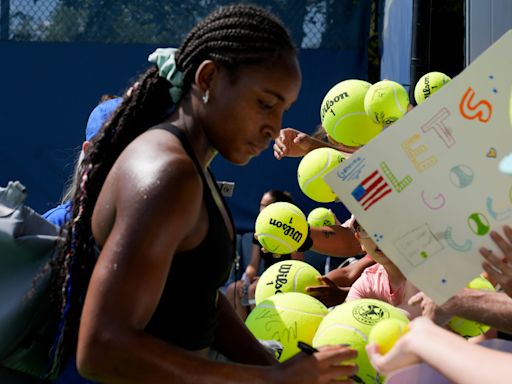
top-left (324, 30), bottom-right (512, 304)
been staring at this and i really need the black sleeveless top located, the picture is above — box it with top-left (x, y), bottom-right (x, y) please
top-left (145, 125), bottom-right (236, 350)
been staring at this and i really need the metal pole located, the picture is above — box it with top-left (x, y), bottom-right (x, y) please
top-left (0, 0), bottom-right (10, 41)
top-left (409, 0), bottom-right (432, 105)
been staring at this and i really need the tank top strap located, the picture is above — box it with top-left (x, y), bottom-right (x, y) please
top-left (165, 124), bottom-right (207, 183)
top-left (163, 123), bottom-right (235, 240)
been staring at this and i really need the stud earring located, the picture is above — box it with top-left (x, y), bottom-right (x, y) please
top-left (202, 90), bottom-right (210, 104)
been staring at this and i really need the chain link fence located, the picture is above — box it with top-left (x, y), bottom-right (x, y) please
top-left (1, 0), bottom-right (374, 50)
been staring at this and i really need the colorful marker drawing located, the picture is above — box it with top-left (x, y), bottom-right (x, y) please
top-left (421, 108), bottom-right (455, 148)
top-left (486, 196), bottom-right (512, 221)
top-left (324, 30), bottom-right (512, 304)
top-left (351, 169), bottom-right (392, 211)
top-left (459, 87), bottom-right (493, 123)
top-left (467, 212), bottom-right (490, 236)
top-left (381, 161), bottom-right (413, 192)
top-left (443, 226), bottom-right (472, 252)
top-left (449, 165), bottom-right (474, 188)
top-left (421, 190), bottom-right (446, 210)
top-left (394, 224), bottom-right (444, 267)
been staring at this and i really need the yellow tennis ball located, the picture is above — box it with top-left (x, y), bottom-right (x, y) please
top-left (318, 299), bottom-right (409, 341)
top-left (297, 147), bottom-right (346, 203)
top-left (255, 260), bottom-right (322, 305)
top-left (448, 275), bottom-right (495, 338)
top-left (307, 207), bottom-right (335, 227)
top-left (314, 323), bottom-right (377, 383)
top-left (364, 80), bottom-right (409, 125)
top-left (312, 298), bottom-right (408, 383)
top-left (246, 292), bottom-right (329, 362)
top-left (320, 79), bottom-right (383, 146)
top-left (414, 71), bottom-right (451, 105)
top-left (254, 202), bottom-right (308, 255)
top-left (368, 318), bottom-right (409, 354)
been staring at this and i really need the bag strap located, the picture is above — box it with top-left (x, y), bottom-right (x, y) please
top-left (0, 181), bottom-right (28, 217)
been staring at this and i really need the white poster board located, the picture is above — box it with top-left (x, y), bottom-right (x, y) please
top-left (324, 30), bottom-right (512, 304)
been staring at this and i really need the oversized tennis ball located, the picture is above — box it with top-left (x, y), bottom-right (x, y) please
top-left (448, 275), bottom-right (495, 338)
top-left (320, 79), bottom-right (383, 146)
top-left (314, 323), bottom-right (376, 383)
top-left (318, 299), bottom-right (409, 342)
top-left (246, 292), bottom-right (329, 361)
top-left (297, 147), bottom-right (346, 203)
top-left (414, 71), bottom-right (451, 105)
top-left (255, 260), bottom-right (322, 305)
top-left (368, 318), bottom-right (409, 354)
top-left (312, 298), bottom-right (408, 383)
top-left (254, 202), bottom-right (308, 255)
top-left (364, 80), bottom-right (409, 125)
top-left (307, 207), bottom-right (335, 227)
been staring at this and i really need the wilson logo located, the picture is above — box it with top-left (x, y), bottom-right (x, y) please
top-left (320, 91), bottom-right (349, 120)
top-left (269, 263), bottom-right (293, 293)
top-left (268, 218), bottom-right (303, 243)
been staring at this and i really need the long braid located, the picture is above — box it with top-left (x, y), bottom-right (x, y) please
top-left (48, 3), bottom-right (295, 374)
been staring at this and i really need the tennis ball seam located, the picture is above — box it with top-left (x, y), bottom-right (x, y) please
top-left (333, 111), bottom-right (368, 137)
top-left (315, 323), bottom-right (368, 343)
top-left (254, 304), bottom-right (327, 317)
top-left (301, 150), bottom-right (333, 191)
top-left (392, 86), bottom-right (406, 115)
top-left (257, 234), bottom-right (294, 253)
top-left (293, 267), bottom-right (309, 292)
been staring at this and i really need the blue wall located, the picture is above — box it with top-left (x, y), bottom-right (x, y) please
top-left (1, 42), bottom-right (368, 233)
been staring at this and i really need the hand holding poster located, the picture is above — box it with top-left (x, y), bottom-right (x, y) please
top-left (324, 30), bottom-right (512, 304)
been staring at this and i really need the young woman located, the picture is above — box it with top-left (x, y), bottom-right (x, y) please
top-left (48, 5), bottom-right (356, 383)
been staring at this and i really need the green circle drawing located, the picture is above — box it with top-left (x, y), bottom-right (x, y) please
top-left (467, 212), bottom-right (490, 236)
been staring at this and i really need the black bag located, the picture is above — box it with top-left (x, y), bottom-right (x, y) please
top-left (0, 181), bottom-right (61, 380)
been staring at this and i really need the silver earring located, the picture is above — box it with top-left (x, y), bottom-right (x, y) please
top-left (202, 90), bottom-right (209, 104)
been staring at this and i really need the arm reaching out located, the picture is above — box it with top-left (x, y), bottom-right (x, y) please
top-left (367, 316), bottom-right (512, 384)
top-left (480, 224), bottom-right (512, 298)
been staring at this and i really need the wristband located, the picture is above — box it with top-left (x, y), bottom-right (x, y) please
top-left (297, 225), bottom-right (313, 252)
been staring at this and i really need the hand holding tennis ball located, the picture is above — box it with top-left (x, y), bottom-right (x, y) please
top-left (368, 318), bottom-right (409, 355)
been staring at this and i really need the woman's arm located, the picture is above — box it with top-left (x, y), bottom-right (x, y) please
top-left (367, 317), bottom-right (512, 384)
top-left (212, 292), bottom-right (277, 365)
top-left (245, 243), bottom-right (261, 282)
top-left (310, 225), bottom-right (362, 257)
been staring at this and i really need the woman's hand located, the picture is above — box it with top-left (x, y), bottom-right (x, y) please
top-left (306, 276), bottom-right (349, 308)
top-left (366, 317), bottom-right (434, 375)
top-left (277, 345), bottom-right (358, 384)
top-left (480, 225), bottom-right (512, 297)
top-left (273, 128), bottom-right (314, 159)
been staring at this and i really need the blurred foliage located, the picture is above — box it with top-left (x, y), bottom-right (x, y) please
top-left (3, 0), bottom-right (374, 51)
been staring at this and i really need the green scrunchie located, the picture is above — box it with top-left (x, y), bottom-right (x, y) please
top-left (148, 47), bottom-right (184, 104)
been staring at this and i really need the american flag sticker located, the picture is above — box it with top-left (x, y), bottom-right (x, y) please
top-left (351, 169), bottom-right (392, 211)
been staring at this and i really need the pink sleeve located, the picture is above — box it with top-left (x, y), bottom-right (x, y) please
top-left (346, 270), bottom-right (371, 301)
top-left (346, 264), bottom-right (405, 306)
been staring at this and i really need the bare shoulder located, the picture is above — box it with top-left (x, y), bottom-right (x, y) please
top-left (94, 129), bottom-right (203, 246)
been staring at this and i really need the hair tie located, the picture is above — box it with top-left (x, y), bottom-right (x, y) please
top-left (148, 48), bottom-right (184, 104)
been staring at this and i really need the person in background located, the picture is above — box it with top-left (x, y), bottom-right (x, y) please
top-left (43, 96), bottom-right (122, 227)
top-left (46, 5), bottom-right (356, 383)
top-left (346, 219), bottom-right (421, 318)
top-left (273, 127), bottom-right (373, 307)
top-left (225, 189), bottom-right (304, 320)
top-left (366, 225), bottom-right (512, 383)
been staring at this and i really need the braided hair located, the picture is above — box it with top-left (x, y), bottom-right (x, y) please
top-left (47, 4), bottom-right (296, 375)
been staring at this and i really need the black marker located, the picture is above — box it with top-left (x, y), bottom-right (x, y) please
top-left (297, 341), bottom-right (318, 355)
